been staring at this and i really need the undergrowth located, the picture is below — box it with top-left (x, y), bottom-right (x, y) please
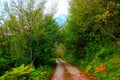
top-left (0, 64), bottom-right (53, 80)
top-left (63, 42), bottom-right (120, 80)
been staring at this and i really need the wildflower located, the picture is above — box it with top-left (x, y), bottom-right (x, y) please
top-left (96, 63), bottom-right (107, 76)
top-left (96, 64), bottom-right (106, 72)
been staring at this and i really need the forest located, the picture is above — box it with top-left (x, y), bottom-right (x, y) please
top-left (0, 0), bottom-right (120, 80)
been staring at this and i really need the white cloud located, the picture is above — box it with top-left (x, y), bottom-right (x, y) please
top-left (44, 0), bottom-right (69, 17)
top-left (0, 0), bottom-right (4, 3)
top-left (55, 0), bottom-right (69, 17)
top-left (44, 0), bottom-right (57, 14)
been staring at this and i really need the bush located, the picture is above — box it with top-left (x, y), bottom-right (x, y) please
top-left (48, 58), bottom-right (56, 67)
top-left (29, 65), bottom-right (52, 80)
top-left (0, 64), bottom-right (34, 80)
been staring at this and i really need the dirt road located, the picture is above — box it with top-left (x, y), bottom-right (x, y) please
top-left (50, 59), bottom-right (92, 80)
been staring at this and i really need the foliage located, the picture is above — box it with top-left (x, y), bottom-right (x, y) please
top-left (0, 64), bottom-right (34, 80)
top-left (63, 0), bottom-right (120, 79)
top-left (0, 64), bottom-right (53, 80)
top-left (0, 0), bottom-right (59, 76)
top-left (0, 0), bottom-right (120, 79)
top-left (29, 65), bottom-right (53, 80)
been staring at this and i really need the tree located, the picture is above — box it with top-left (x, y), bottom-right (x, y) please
top-left (64, 0), bottom-right (120, 59)
top-left (0, 0), bottom-right (59, 75)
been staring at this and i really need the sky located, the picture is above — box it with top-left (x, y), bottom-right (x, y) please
top-left (0, 0), bottom-right (69, 25)
top-left (44, 0), bottom-right (69, 18)
top-left (56, 0), bottom-right (69, 16)
top-left (45, 0), bottom-right (69, 25)
top-left (0, 0), bottom-right (69, 16)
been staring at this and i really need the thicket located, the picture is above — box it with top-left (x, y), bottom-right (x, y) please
top-left (62, 0), bottom-right (120, 79)
top-left (0, 0), bottom-right (57, 79)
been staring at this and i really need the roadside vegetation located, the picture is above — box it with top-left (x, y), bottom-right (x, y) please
top-left (62, 0), bottom-right (120, 79)
top-left (0, 0), bottom-right (120, 80)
